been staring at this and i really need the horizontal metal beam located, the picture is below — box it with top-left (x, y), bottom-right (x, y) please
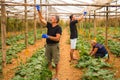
top-left (97, 10), bottom-right (120, 13)
top-left (49, 13), bottom-right (120, 17)
top-left (0, 3), bottom-right (120, 7)
top-left (49, 12), bottom-right (83, 15)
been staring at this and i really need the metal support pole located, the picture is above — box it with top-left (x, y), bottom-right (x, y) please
top-left (34, 0), bottom-right (37, 43)
top-left (94, 10), bottom-right (96, 39)
top-left (1, 0), bottom-right (7, 78)
top-left (24, 0), bottom-right (28, 48)
top-left (105, 6), bottom-right (109, 47)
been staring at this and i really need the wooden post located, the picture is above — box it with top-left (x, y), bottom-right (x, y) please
top-left (15, 14), bottom-right (18, 35)
top-left (105, 6), bottom-right (109, 47)
top-left (115, 0), bottom-right (118, 30)
top-left (24, 0), bottom-right (28, 48)
top-left (94, 10), bottom-right (96, 39)
top-left (34, 0), bottom-right (37, 43)
top-left (45, 0), bottom-right (48, 20)
top-left (6, 12), bottom-right (9, 37)
top-left (40, 0), bottom-right (42, 13)
top-left (89, 11), bottom-right (91, 39)
top-left (1, 0), bottom-right (7, 77)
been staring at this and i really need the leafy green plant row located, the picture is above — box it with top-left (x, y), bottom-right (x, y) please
top-left (96, 35), bottom-right (120, 57)
top-left (6, 34), bottom-right (25, 45)
top-left (12, 48), bottom-right (52, 80)
top-left (0, 43), bottom-right (26, 70)
top-left (108, 40), bottom-right (120, 57)
top-left (0, 29), bottom-right (46, 66)
top-left (6, 43), bottom-right (26, 64)
top-left (76, 35), bottom-right (116, 80)
top-left (0, 29), bottom-right (46, 49)
top-left (76, 35), bottom-right (91, 56)
top-left (0, 29), bottom-right (46, 75)
top-left (28, 29), bottom-right (46, 45)
top-left (112, 34), bottom-right (120, 40)
top-left (76, 54), bottom-right (115, 80)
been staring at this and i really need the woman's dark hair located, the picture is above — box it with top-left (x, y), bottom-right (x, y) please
top-left (70, 14), bottom-right (74, 21)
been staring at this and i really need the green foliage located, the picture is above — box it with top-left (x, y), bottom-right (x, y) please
top-left (83, 22), bottom-right (94, 29)
top-left (59, 20), bottom-right (66, 28)
top-left (96, 35), bottom-right (105, 45)
top-left (76, 55), bottom-right (111, 69)
top-left (7, 18), bottom-right (24, 32)
top-left (112, 34), bottom-right (120, 40)
top-left (6, 43), bottom-right (26, 64)
top-left (12, 49), bottom-right (52, 80)
top-left (108, 40), bottom-right (120, 57)
top-left (76, 35), bottom-right (90, 55)
top-left (6, 34), bottom-right (25, 45)
top-left (82, 67), bottom-right (115, 80)
top-left (76, 35), bottom-right (116, 80)
top-left (0, 29), bottom-right (46, 67)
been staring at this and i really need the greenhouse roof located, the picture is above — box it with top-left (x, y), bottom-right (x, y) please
top-left (1, 0), bottom-right (120, 19)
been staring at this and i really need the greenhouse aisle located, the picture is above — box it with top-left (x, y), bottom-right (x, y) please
top-left (3, 27), bottom-right (83, 80)
top-left (3, 39), bottom-right (46, 80)
top-left (58, 27), bottom-right (82, 80)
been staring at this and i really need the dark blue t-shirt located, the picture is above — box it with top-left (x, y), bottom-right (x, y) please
top-left (93, 43), bottom-right (108, 58)
top-left (46, 22), bottom-right (62, 44)
top-left (70, 20), bottom-right (78, 39)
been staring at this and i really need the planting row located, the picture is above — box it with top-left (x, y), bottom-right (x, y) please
top-left (76, 36), bottom-right (118, 80)
top-left (12, 48), bottom-right (52, 80)
top-left (0, 29), bottom-right (46, 74)
top-left (0, 29), bottom-right (46, 48)
top-left (79, 28), bottom-right (120, 57)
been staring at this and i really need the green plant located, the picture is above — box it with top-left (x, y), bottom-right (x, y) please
top-left (82, 67), bottom-right (115, 80)
top-left (6, 34), bottom-right (25, 45)
top-left (96, 35), bottom-right (105, 45)
top-left (12, 49), bottom-right (52, 80)
top-left (76, 35), bottom-right (116, 80)
top-left (6, 43), bottom-right (26, 64)
top-left (108, 40), bottom-right (120, 57)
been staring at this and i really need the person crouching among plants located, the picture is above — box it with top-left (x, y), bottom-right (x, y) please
top-left (89, 40), bottom-right (109, 60)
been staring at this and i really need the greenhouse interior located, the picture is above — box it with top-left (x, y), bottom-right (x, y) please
top-left (0, 0), bottom-right (120, 80)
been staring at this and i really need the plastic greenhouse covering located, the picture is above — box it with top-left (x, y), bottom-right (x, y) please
top-left (0, 0), bottom-right (120, 19)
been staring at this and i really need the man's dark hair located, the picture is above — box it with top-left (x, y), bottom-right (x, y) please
top-left (55, 15), bottom-right (59, 23)
top-left (70, 14), bottom-right (74, 21)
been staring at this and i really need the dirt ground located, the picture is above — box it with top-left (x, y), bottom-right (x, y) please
top-left (108, 51), bottom-right (120, 78)
top-left (3, 39), bottom-right (45, 80)
top-left (2, 27), bottom-right (120, 80)
top-left (58, 28), bottom-right (82, 80)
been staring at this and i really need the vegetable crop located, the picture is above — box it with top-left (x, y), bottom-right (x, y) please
top-left (12, 48), bottom-right (52, 80)
top-left (76, 35), bottom-right (116, 80)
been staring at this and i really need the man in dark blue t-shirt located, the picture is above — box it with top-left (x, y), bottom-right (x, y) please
top-left (69, 14), bottom-right (84, 62)
top-left (36, 5), bottom-right (62, 79)
top-left (89, 40), bottom-right (109, 58)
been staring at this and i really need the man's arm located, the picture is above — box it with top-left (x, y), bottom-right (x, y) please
top-left (89, 47), bottom-right (93, 55)
top-left (77, 15), bottom-right (84, 21)
top-left (77, 11), bottom-right (87, 22)
top-left (37, 11), bottom-right (47, 25)
top-left (91, 48), bottom-right (98, 56)
top-left (36, 5), bottom-right (47, 25)
top-left (48, 34), bottom-right (61, 42)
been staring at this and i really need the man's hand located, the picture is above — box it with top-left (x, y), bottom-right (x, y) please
top-left (36, 5), bottom-right (40, 11)
top-left (42, 34), bottom-right (49, 38)
top-left (83, 11), bottom-right (87, 16)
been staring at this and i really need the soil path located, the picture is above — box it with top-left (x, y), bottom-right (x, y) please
top-left (4, 27), bottom-right (83, 80)
top-left (58, 27), bottom-right (82, 80)
top-left (3, 39), bottom-right (45, 80)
